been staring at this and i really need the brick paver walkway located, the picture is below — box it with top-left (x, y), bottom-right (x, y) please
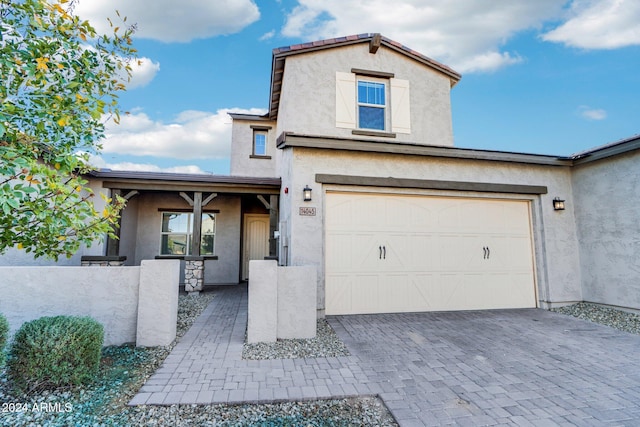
top-left (132, 285), bottom-right (640, 426)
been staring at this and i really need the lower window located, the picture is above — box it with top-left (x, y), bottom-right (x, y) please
top-left (160, 212), bottom-right (215, 255)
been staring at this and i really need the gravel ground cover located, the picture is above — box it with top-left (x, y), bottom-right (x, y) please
top-left (243, 319), bottom-right (350, 360)
top-left (0, 291), bottom-right (396, 426)
top-left (551, 302), bottom-right (640, 334)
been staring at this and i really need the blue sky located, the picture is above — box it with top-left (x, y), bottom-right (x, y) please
top-left (75, 0), bottom-right (640, 175)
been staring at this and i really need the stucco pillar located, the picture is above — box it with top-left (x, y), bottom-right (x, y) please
top-left (137, 259), bottom-right (180, 347)
top-left (247, 260), bottom-right (278, 343)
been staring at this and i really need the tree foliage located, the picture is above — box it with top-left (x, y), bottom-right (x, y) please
top-left (0, 0), bottom-right (135, 259)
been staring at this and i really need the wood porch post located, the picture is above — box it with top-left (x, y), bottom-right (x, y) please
top-left (191, 192), bottom-right (203, 257)
top-left (106, 189), bottom-right (121, 257)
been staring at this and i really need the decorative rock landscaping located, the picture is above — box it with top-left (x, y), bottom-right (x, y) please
top-left (243, 319), bottom-right (350, 360)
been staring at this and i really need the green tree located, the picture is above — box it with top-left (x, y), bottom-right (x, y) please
top-left (0, 0), bottom-right (135, 259)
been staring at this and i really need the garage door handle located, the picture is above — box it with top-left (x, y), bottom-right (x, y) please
top-left (379, 246), bottom-right (382, 259)
top-left (483, 246), bottom-right (491, 259)
top-left (487, 247), bottom-right (490, 259)
top-left (383, 246), bottom-right (386, 259)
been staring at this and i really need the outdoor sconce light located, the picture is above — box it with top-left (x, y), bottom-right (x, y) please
top-left (553, 197), bottom-right (565, 211)
top-left (303, 185), bottom-right (312, 202)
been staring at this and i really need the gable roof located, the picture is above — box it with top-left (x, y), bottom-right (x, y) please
top-left (268, 33), bottom-right (462, 120)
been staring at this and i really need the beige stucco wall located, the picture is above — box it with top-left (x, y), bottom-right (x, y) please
top-left (0, 266), bottom-right (140, 346)
top-left (572, 151), bottom-right (640, 309)
top-left (0, 260), bottom-right (179, 347)
top-left (230, 118), bottom-right (277, 177)
top-left (280, 146), bottom-right (583, 313)
top-left (276, 44), bottom-right (454, 147)
top-left (127, 192), bottom-right (241, 284)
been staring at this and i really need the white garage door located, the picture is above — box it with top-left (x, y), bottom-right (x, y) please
top-left (325, 192), bottom-right (537, 315)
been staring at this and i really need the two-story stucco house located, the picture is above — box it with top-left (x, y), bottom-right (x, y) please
top-left (226, 33), bottom-right (640, 316)
top-left (4, 33), bottom-right (640, 316)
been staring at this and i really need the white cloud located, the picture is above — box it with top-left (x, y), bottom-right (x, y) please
top-left (88, 154), bottom-right (207, 174)
top-left (281, 0), bottom-right (565, 73)
top-left (542, 0), bottom-right (640, 49)
top-left (579, 106), bottom-right (607, 120)
top-left (453, 52), bottom-right (524, 74)
top-left (75, 0), bottom-right (260, 43)
top-left (127, 57), bottom-right (160, 89)
top-left (102, 108), bottom-right (267, 160)
top-left (260, 30), bottom-right (276, 41)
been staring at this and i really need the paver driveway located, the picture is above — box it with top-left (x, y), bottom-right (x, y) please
top-left (132, 285), bottom-right (640, 426)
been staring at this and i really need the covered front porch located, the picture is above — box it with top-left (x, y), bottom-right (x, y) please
top-left (84, 170), bottom-right (281, 291)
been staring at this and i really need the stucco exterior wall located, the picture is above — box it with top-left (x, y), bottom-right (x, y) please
top-left (0, 260), bottom-right (179, 347)
top-left (132, 192), bottom-right (241, 284)
top-left (0, 266), bottom-right (140, 346)
top-left (281, 147), bottom-right (582, 313)
top-left (572, 151), bottom-right (640, 309)
top-left (276, 44), bottom-right (454, 147)
top-left (230, 118), bottom-right (277, 177)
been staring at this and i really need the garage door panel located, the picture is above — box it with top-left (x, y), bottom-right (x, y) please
top-left (326, 194), bottom-right (383, 231)
top-left (505, 236), bottom-right (535, 271)
top-left (382, 233), bottom-right (410, 270)
top-left (325, 274), bottom-right (351, 315)
top-left (409, 274), bottom-right (437, 311)
top-left (379, 274), bottom-right (410, 312)
top-left (352, 275), bottom-right (379, 314)
top-left (439, 235), bottom-right (480, 272)
top-left (325, 192), bottom-right (537, 315)
top-left (407, 234), bottom-right (438, 270)
top-left (481, 274), bottom-right (537, 309)
top-left (325, 233), bottom-right (352, 273)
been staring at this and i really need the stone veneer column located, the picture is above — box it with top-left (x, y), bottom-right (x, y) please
top-left (184, 256), bottom-right (204, 293)
top-left (80, 256), bottom-right (127, 266)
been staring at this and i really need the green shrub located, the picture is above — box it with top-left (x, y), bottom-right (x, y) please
top-left (8, 315), bottom-right (104, 393)
top-left (0, 313), bottom-right (8, 367)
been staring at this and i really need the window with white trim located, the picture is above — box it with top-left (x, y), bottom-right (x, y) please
top-left (357, 79), bottom-right (387, 131)
top-left (160, 212), bottom-right (216, 256)
top-left (253, 130), bottom-right (267, 156)
top-left (336, 71), bottom-right (411, 134)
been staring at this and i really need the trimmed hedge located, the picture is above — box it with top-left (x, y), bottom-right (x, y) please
top-left (0, 313), bottom-right (8, 367)
top-left (8, 315), bottom-right (104, 393)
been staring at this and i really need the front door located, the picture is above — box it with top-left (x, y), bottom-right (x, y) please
top-left (242, 214), bottom-right (270, 280)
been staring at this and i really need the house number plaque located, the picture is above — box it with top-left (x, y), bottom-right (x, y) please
top-left (299, 207), bottom-right (316, 216)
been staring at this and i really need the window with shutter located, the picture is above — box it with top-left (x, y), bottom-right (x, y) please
top-left (335, 71), bottom-right (410, 134)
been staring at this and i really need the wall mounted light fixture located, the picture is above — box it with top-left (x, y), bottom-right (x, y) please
top-left (553, 197), bottom-right (565, 211)
top-left (303, 185), bottom-right (312, 202)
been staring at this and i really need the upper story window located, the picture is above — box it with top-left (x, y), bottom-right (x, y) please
top-left (253, 130), bottom-right (267, 156)
top-left (357, 80), bottom-right (387, 131)
top-left (160, 212), bottom-right (216, 256)
top-left (249, 125), bottom-right (272, 159)
top-left (336, 70), bottom-right (411, 135)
